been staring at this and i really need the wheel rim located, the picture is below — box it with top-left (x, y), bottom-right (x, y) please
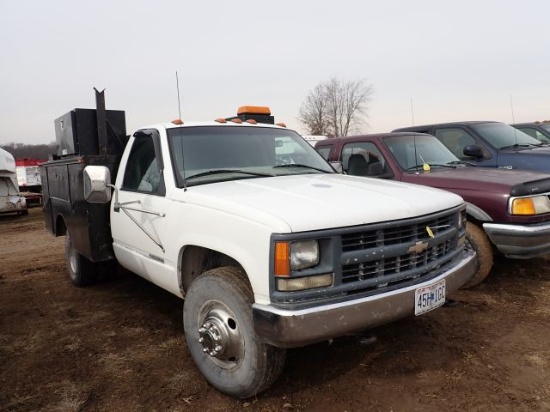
top-left (196, 302), bottom-right (244, 369)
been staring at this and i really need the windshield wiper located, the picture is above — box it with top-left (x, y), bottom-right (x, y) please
top-left (447, 160), bottom-right (476, 167)
top-left (273, 164), bottom-right (332, 173)
top-left (406, 163), bottom-right (455, 171)
top-left (500, 143), bottom-right (543, 150)
top-left (427, 163), bottom-right (458, 168)
top-left (186, 169), bottom-right (274, 180)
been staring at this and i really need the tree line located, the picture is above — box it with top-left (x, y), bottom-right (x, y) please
top-left (1, 142), bottom-right (57, 160)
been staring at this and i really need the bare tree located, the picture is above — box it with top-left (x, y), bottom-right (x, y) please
top-left (297, 83), bottom-right (330, 136)
top-left (299, 77), bottom-right (373, 137)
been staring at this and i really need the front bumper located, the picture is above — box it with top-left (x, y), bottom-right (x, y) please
top-left (483, 221), bottom-right (550, 259)
top-left (0, 196), bottom-right (27, 214)
top-left (253, 249), bottom-right (477, 348)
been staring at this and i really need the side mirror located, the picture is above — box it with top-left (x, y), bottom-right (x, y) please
top-left (329, 161), bottom-right (343, 174)
top-left (463, 144), bottom-right (483, 158)
top-left (84, 165), bottom-right (112, 203)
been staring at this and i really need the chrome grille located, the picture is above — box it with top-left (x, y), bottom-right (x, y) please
top-left (342, 213), bottom-right (455, 252)
top-left (340, 212), bottom-right (458, 290)
top-left (342, 240), bottom-right (453, 284)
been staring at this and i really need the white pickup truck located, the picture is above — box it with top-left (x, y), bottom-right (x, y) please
top-left (41, 92), bottom-right (477, 398)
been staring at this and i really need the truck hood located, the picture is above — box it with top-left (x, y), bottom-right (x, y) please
top-left (174, 174), bottom-right (463, 233)
top-left (498, 146), bottom-right (550, 173)
top-left (403, 167), bottom-right (550, 195)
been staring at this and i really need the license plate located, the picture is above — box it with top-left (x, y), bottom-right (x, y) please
top-left (414, 279), bottom-right (446, 316)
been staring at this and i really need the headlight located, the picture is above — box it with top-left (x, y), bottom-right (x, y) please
top-left (509, 195), bottom-right (550, 215)
top-left (290, 240), bottom-right (319, 270)
top-left (274, 239), bottom-right (319, 276)
top-left (273, 239), bottom-right (329, 292)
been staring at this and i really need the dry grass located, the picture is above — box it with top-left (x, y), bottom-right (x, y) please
top-left (48, 382), bottom-right (89, 412)
top-left (159, 337), bottom-right (182, 351)
top-left (98, 352), bottom-right (135, 376)
top-left (525, 352), bottom-right (549, 368)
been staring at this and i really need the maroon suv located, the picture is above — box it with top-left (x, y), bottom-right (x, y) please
top-left (316, 132), bottom-right (550, 287)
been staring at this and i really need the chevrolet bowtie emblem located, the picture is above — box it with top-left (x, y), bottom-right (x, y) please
top-left (408, 241), bottom-right (429, 254)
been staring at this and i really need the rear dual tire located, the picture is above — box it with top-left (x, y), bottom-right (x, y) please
top-left (64, 232), bottom-right (98, 287)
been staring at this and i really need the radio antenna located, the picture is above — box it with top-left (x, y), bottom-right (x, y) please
top-left (176, 71), bottom-right (182, 120)
top-left (510, 94), bottom-right (518, 144)
top-left (413, 133), bottom-right (419, 173)
top-left (410, 98), bottom-right (419, 172)
top-left (509, 94), bottom-right (516, 124)
top-left (175, 70), bottom-right (187, 191)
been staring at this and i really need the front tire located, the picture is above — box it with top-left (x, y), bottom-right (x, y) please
top-left (461, 222), bottom-right (494, 289)
top-left (183, 266), bottom-right (286, 398)
top-left (64, 232), bottom-right (97, 287)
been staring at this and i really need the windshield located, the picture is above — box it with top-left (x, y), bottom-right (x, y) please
top-left (540, 124), bottom-right (550, 133)
top-left (471, 122), bottom-right (541, 149)
top-left (168, 126), bottom-right (334, 186)
top-left (384, 134), bottom-right (461, 170)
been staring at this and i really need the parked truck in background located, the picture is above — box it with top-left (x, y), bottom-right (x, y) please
top-left (393, 121), bottom-right (550, 172)
top-left (41, 90), bottom-right (477, 398)
top-left (16, 158), bottom-right (43, 189)
top-left (0, 148), bottom-right (28, 215)
top-left (315, 133), bottom-right (550, 287)
top-left (16, 158), bottom-right (44, 207)
top-left (511, 121), bottom-right (550, 143)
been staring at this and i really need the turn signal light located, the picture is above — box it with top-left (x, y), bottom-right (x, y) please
top-left (274, 242), bottom-right (290, 276)
top-left (511, 198), bottom-right (536, 215)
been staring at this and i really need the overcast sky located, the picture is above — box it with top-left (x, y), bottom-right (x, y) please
top-left (1, 0), bottom-right (549, 145)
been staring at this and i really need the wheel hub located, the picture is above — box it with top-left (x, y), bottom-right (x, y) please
top-left (198, 318), bottom-right (226, 358)
top-left (197, 308), bottom-right (241, 362)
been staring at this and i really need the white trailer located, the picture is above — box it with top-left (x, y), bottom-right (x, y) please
top-left (0, 148), bottom-right (27, 215)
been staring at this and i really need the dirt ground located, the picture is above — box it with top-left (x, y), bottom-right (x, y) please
top-left (1, 208), bottom-right (549, 412)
